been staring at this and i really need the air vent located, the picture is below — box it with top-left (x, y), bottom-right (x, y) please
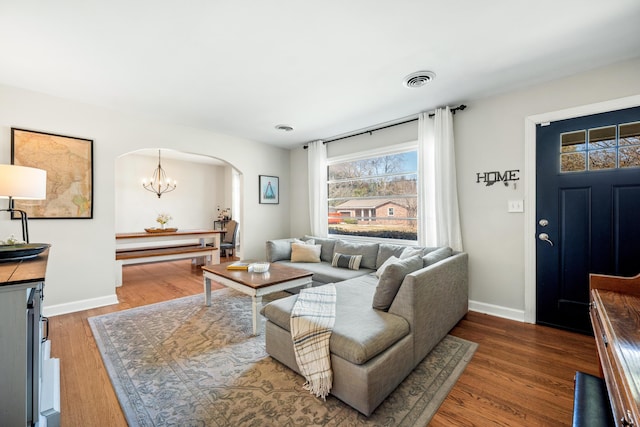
top-left (403, 71), bottom-right (436, 88)
top-left (275, 124), bottom-right (294, 132)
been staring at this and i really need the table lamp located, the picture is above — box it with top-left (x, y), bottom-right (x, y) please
top-left (0, 164), bottom-right (47, 244)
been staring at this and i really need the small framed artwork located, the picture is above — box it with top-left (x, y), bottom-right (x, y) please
top-left (259, 175), bottom-right (279, 204)
top-left (11, 128), bottom-right (93, 219)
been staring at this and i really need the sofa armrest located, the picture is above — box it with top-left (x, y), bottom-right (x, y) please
top-left (388, 252), bottom-right (468, 365)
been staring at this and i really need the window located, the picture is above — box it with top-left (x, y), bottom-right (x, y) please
top-left (327, 149), bottom-right (417, 241)
top-left (560, 121), bottom-right (640, 172)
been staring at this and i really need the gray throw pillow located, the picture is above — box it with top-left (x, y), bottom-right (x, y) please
top-left (334, 240), bottom-right (379, 270)
top-left (304, 235), bottom-right (336, 262)
top-left (400, 246), bottom-right (425, 259)
top-left (372, 255), bottom-right (423, 311)
top-left (375, 243), bottom-right (407, 268)
top-left (265, 238), bottom-right (297, 262)
top-left (375, 255), bottom-right (399, 278)
top-left (422, 246), bottom-right (453, 267)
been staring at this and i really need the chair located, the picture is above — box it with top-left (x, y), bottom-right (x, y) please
top-left (219, 220), bottom-right (238, 258)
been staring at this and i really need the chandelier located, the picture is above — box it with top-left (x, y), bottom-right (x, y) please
top-left (142, 150), bottom-right (177, 198)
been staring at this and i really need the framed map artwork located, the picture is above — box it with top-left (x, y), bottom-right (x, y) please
top-left (11, 128), bottom-right (93, 219)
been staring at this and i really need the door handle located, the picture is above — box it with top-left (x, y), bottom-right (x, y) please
top-left (538, 233), bottom-right (554, 246)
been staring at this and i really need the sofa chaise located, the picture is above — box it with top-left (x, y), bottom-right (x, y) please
top-left (260, 236), bottom-right (469, 416)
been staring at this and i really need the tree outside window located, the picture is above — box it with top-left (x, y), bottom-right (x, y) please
top-left (327, 150), bottom-right (417, 241)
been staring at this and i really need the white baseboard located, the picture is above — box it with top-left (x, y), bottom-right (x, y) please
top-left (43, 294), bottom-right (119, 317)
top-left (469, 299), bottom-right (527, 323)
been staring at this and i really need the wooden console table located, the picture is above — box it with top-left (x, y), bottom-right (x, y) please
top-left (589, 272), bottom-right (640, 426)
top-left (115, 229), bottom-right (223, 286)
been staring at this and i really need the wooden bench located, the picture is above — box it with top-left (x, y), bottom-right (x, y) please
top-left (115, 229), bottom-right (223, 287)
top-left (115, 244), bottom-right (219, 286)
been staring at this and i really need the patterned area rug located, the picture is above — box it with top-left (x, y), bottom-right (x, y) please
top-left (89, 289), bottom-right (477, 427)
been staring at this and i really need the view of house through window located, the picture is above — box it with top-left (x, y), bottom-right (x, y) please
top-left (327, 149), bottom-right (418, 241)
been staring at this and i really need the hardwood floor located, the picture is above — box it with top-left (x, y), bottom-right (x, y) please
top-left (49, 260), bottom-right (598, 426)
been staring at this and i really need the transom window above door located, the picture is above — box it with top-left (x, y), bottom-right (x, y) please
top-left (560, 121), bottom-right (640, 172)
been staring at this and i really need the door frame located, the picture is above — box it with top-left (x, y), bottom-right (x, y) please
top-left (523, 94), bottom-right (640, 323)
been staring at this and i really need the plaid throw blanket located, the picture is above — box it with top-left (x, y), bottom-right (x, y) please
top-left (290, 283), bottom-right (337, 400)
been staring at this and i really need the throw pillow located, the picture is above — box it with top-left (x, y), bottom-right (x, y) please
top-left (375, 255), bottom-right (399, 278)
top-left (334, 240), bottom-right (379, 269)
top-left (293, 238), bottom-right (315, 246)
top-left (265, 238), bottom-right (296, 262)
top-left (400, 246), bottom-right (424, 259)
top-left (291, 243), bottom-right (322, 263)
top-left (372, 255), bottom-right (423, 311)
top-left (375, 244), bottom-right (407, 268)
top-left (422, 246), bottom-right (453, 267)
top-left (332, 252), bottom-right (362, 270)
top-left (304, 235), bottom-right (336, 262)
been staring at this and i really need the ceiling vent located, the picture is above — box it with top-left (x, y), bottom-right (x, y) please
top-left (403, 70), bottom-right (436, 88)
top-left (275, 124), bottom-right (294, 132)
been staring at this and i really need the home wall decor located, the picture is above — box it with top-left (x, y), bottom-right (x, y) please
top-left (259, 175), bottom-right (279, 204)
top-left (476, 169), bottom-right (520, 187)
top-left (11, 128), bottom-right (93, 218)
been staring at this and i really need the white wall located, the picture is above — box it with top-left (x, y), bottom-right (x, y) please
top-left (456, 57), bottom-right (640, 319)
top-left (0, 84), bottom-right (291, 314)
top-left (290, 57), bottom-right (640, 320)
top-left (115, 152), bottom-right (225, 232)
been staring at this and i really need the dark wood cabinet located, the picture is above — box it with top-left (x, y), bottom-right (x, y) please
top-left (589, 273), bottom-right (640, 427)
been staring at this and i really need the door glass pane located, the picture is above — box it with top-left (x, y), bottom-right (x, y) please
top-left (619, 146), bottom-right (640, 168)
top-left (561, 131), bottom-right (586, 153)
top-left (589, 149), bottom-right (616, 170)
top-left (619, 122), bottom-right (640, 168)
top-left (588, 126), bottom-right (616, 149)
top-left (561, 152), bottom-right (586, 172)
top-left (619, 122), bottom-right (640, 146)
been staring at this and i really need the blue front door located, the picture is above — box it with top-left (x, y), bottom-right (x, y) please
top-left (536, 106), bottom-right (640, 334)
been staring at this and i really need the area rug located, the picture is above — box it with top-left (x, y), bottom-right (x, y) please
top-left (89, 289), bottom-right (477, 427)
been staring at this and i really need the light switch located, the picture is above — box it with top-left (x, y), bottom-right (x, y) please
top-left (508, 199), bottom-right (524, 213)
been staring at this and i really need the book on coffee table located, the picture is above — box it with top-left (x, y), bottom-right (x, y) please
top-left (226, 262), bottom-right (251, 270)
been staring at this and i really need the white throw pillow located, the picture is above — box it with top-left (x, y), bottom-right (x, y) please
top-left (290, 243), bottom-right (321, 263)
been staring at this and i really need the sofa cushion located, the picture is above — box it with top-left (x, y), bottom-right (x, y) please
top-left (372, 255), bottom-right (423, 311)
top-left (375, 243), bottom-right (407, 268)
top-left (290, 243), bottom-right (321, 263)
top-left (276, 260), bottom-right (373, 284)
top-left (422, 246), bottom-right (453, 267)
top-left (266, 238), bottom-right (298, 262)
top-left (262, 275), bottom-right (410, 365)
top-left (400, 246), bottom-right (427, 259)
top-left (334, 240), bottom-right (379, 270)
top-left (304, 235), bottom-right (337, 263)
top-left (332, 252), bottom-right (362, 270)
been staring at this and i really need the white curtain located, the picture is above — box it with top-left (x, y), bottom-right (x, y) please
top-left (418, 107), bottom-right (463, 251)
top-left (307, 140), bottom-right (328, 237)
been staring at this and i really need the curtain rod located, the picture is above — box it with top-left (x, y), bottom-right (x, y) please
top-left (303, 104), bottom-right (467, 149)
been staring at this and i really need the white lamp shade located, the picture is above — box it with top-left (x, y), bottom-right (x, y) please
top-left (0, 164), bottom-right (47, 200)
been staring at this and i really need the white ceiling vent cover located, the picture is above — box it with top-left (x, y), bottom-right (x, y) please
top-left (403, 71), bottom-right (436, 88)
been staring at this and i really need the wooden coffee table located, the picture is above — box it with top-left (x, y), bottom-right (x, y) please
top-left (202, 262), bottom-right (313, 335)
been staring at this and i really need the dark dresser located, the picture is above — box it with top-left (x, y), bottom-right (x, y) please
top-left (588, 273), bottom-right (640, 427)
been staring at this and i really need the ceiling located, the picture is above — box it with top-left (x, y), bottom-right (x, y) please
top-left (1, 1), bottom-right (639, 149)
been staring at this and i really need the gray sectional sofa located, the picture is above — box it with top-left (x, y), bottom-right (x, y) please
top-left (260, 236), bottom-right (469, 416)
